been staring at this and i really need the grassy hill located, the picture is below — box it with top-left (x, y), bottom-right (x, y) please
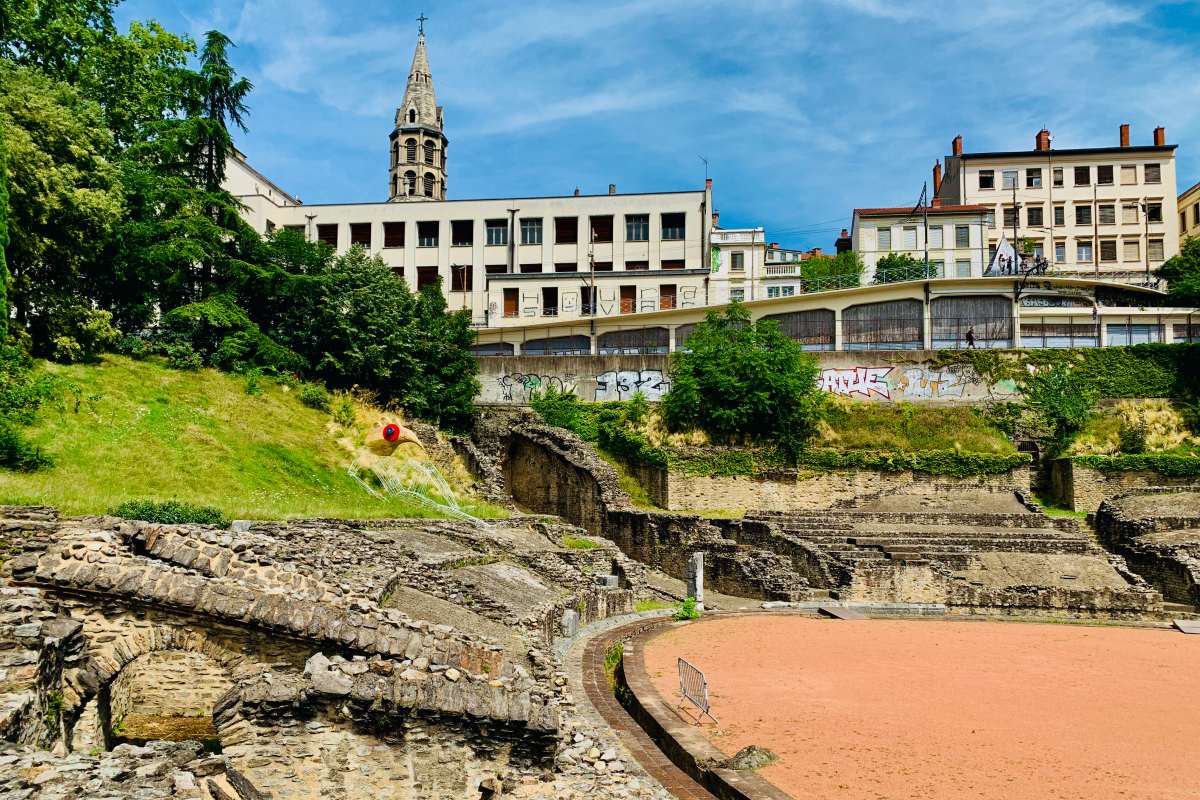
top-left (0, 356), bottom-right (502, 520)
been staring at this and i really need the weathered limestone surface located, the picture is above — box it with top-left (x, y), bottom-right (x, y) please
top-left (1051, 460), bottom-right (1199, 513)
top-left (1095, 489), bottom-right (1200, 607)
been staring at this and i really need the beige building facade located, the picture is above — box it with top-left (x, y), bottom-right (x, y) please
top-left (1179, 179), bottom-right (1200, 242)
top-left (852, 203), bottom-right (989, 282)
top-left (936, 125), bottom-right (1179, 286)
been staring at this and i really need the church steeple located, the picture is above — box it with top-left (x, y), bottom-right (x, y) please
top-left (388, 18), bottom-right (448, 202)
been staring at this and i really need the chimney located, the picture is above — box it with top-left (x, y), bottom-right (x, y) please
top-left (931, 198), bottom-right (942, 208)
top-left (705, 177), bottom-right (713, 190)
top-left (608, 183), bottom-right (617, 195)
top-left (573, 187), bottom-right (581, 196)
top-left (952, 134), bottom-right (963, 156)
top-left (1035, 128), bottom-right (1051, 151)
top-left (1153, 126), bottom-right (1165, 146)
top-left (932, 160), bottom-right (943, 195)
top-left (1120, 123), bottom-right (1130, 148)
top-left (711, 210), bottom-right (720, 228)
top-left (810, 247), bottom-right (823, 257)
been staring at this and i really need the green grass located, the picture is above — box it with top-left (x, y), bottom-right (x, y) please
top-left (821, 400), bottom-right (1014, 454)
top-left (634, 599), bottom-right (675, 613)
top-left (1032, 494), bottom-right (1089, 519)
top-left (0, 356), bottom-right (506, 520)
top-left (560, 534), bottom-right (600, 550)
top-left (594, 446), bottom-right (662, 509)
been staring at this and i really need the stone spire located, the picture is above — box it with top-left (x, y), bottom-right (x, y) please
top-left (388, 24), bottom-right (448, 201)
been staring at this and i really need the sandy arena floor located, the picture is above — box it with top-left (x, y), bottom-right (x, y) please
top-left (643, 615), bottom-right (1200, 800)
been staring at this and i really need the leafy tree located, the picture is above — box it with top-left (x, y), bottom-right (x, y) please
top-left (874, 252), bottom-right (934, 283)
top-left (186, 30), bottom-right (251, 194)
top-left (0, 63), bottom-right (122, 351)
top-left (1021, 364), bottom-right (1098, 453)
top-left (1157, 235), bottom-right (1200, 306)
top-left (662, 301), bottom-right (825, 456)
top-left (800, 250), bottom-right (863, 289)
top-left (0, 115), bottom-right (9, 341)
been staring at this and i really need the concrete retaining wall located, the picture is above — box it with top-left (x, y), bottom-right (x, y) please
top-left (476, 351), bottom-right (1020, 405)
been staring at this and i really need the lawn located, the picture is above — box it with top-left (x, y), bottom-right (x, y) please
top-left (819, 399), bottom-right (1015, 454)
top-left (0, 356), bottom-right (504, 520)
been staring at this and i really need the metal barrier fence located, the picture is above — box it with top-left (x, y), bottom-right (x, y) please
top-left (677, 658), bottom-right (717, 724)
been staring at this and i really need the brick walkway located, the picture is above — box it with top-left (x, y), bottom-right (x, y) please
top-left (579, 620), bottom-right (720, 800)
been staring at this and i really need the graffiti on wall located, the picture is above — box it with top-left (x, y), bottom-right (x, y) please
top-left (497, 372), bottom-right (577, 402)
top-left (594, 370), bottom-right (670, 401)
top-left (818, 367), bottom-right (893, 399)
top-left (894, 367), bottom-right (967, 399)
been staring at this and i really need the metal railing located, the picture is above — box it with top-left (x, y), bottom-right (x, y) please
top-left (677, 658), bottom-right (717, 724)
top-left (873, 263), bottom-right (941, 284)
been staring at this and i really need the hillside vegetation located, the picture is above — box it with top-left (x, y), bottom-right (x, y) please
top-left (0, 356), bottom-right (501, 520)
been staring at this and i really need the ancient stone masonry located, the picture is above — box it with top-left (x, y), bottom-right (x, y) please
top-left (494, 419), bottom-right (811, 601)
top-left (0, 505), bottom-right (677, 799)
top-left (1095, 489), bottom-right (1200, 608)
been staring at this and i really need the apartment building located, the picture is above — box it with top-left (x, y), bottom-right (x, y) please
top-left (851, 197), bottom-right (989, 283)
top-left (1180, 178), bottom-right (1200, 242)
top-left (936, 125), bottom-right (1179, 285)
top-left (709, 222), bottom-right (766, 303)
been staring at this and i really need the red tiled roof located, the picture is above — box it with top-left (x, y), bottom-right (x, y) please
top-left (854, 204), bottom-right (989, 216)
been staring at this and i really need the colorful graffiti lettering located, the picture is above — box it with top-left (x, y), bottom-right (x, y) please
top-left (895, 367), bottom-right (966, 400)
top-left (594, 370), bottom-right (670, 401)
top-left (497, 373), bottom-right (576, 402)
top-left (818, 367), bottom-right (892, 399)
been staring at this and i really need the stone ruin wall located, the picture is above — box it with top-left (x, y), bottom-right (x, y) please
top-left (1051, 460), bottom-right (1200, 513)
top-left (1095, 490), bottom-right (1200, 607)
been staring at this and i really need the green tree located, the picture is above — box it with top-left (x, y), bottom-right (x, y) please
top-left (801, 250), bottom-right (863, 289)
top-left (1157, 235), bottom-right (1200, 306)
top-left (0, 115), bottom-right (9, 341)
top-left (1021, 364), bottom-right (1098, 453)
top-left (0, 63), bottom-right (122, 351)
top-left (186, 30), bottom-right (251, 193)
top-left (873, 252), bottom-right (934, 283)
top-left (662, 301), bottom-right (825, 456)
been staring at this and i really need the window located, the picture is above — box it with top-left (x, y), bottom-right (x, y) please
top-left (416, 266), bottom-right (438, 290)
top-left (902, 226), bottom-right (917, 250)
top-left (1144, 163), bottom-right (1161, 184)
top-left (1098, 204), bottom-right (1116, 225)
top-left (284, 224), bottom-right (305, 235)
top-left (1055, 241), bottom-right (1066, 263)
top-left (1077, 241), bottom-right (1094, 263)
top-left (780, 285), bottom-right (796, 297)
top-left (1194, 204), bottom-right (1200, 225)
top-left (1123, 240), bottom-right (1140, 262)
top-left (877, 227), bottom-right (892, 251)
top-left (317, 224), bottom-right (338, 247)
top-left (1054, 206), bottom-right (1065, 226)
top-left (451, 220), bottom-right (473, 247)
top-left (408, 108), bottom-right (416, 124)
top-left (955, 225), bottom-right (970, 248)
top-left (1026, 168), bottom-right (1042, 188)
top-left (1002, 206), bottom-right (1017, 228)
top-left (1002, 169), bottom-right (1018, 189)
top-left (349, 223), bottom-right (371, 247)
top-left (590, 215), bottom-right (613, 243)
top-left (730, 288), bottom-right (745, 301)
top-left (1027, 206), bottom-right (1044, 227)
top-left (520, 217), bottom-right (543, 245)
top-left (620, 286), bottom-right (636, 314)
top-left (767, 286), bottom-right (781, 298)
top-left (405, 139), bottom-right (417, 162)
top-left (956, 259), bottom-right (972, 277)
top-left (404, 171), bottom-right (416, 195)
top-left (554, 262), bottom-right (578, 273)
top-left (592, 261), bottom-right (613, 271)
top-left (930, 261), bottom-right (944, 276)
top-left (383, 222), bottom-right (405, 248)
top-left (1123, 204), bottom-right (1139, 224)
top-left (1052, 168), bottom-right (1064, 187)
top-left (625, 261), bottom-right (649, 271)
top-left (417, 220), bottom-right (438, 247)
top-left (1075, 205), bottom-right (1092, 226)
top-left (661, 259), bottom-right (685, 270)
top-left (978, 169), bottom-right (995, 190)
top-left (731, 251), bottom-right (745, 271)
top-left (1074, 166), bottom-right (1090, 186)
top-left (929, 226), bottom-right (943, 248)
top-left (661, 213), bottom-right (686, 240)
top-left (503, 288), bottom-right (518, 318)
top-left (1149, 239), bottom-right (1164, 261)
top-left (485, 219), bottom-right (508, 246)
top-left (423, 173), bottom-right (434, 197)
top-left (1120, 164), bottom-right (1137, 185)
top-left (519, 263), bottom-right (542, 274)
top-left (625, 214), bottom-right (649, 241)
top-left (485, 264), bottom-right (507, 275)
top-left (1100, 240), bottom-right (1117, 262)
top-left (450, 265), bottom-right (472, 292)
top-left (555, 217), bottom-right (578, 244)
top-left (1184, 212), bottom-right (1189, 233)
top-left (423, 141), bottom-right (435, 165)
top-left (1146, 202), bottom-right (1163, 223)
top-left (542, 287), bottom-right (557, 317)
top-left (1031, 241), bottom-right (1044, 258)
top-left (580, 286), bottom-right (595, 315)
top-left (985, 210), bottom-right (996, 229)
top-left (1097, 165), bottom-right (1114, 185)
top-left (659, 284), bottom-right (677, 310)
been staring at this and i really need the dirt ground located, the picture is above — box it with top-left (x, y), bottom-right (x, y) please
top-left (1118, 490), bottom-right (1200, 518)
top-left (644, 615), bottom-right (1200, 800)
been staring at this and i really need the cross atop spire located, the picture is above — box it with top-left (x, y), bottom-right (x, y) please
top-left (416, 13), bottom-right (427, 36)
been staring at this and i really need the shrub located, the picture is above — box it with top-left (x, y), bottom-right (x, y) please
top-left (1070, 454), bottom-right (1200, 478)
top-left (663, 302), bottom-right (825, 458)
top-left (673, 596), bottom-right (702, 621)
top-left (111, 500), bottom-right (230, 527)
top-left (0, 421), bottom-right (51, 471)
top-left (625, 391), bottom-right (650, 425)
top-left (1117, 416), bottom-right (1149, 454)
top-left (113, 334), bottom-right (153, 359)
top-left (163, 342), bottom-right (203, 371)
top-left (332, 394), bottom-right (356, 427)
top-left (1021, 364), bottom-right (1098, 453)
top-left (298, 382), bottom-right (331, 412)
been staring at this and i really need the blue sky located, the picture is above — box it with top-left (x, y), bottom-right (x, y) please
top-left (119, 0), bottom-right (1200, 249)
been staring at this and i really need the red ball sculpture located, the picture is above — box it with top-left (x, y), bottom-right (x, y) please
top-left (382, 424), bottom-right (401, 443)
